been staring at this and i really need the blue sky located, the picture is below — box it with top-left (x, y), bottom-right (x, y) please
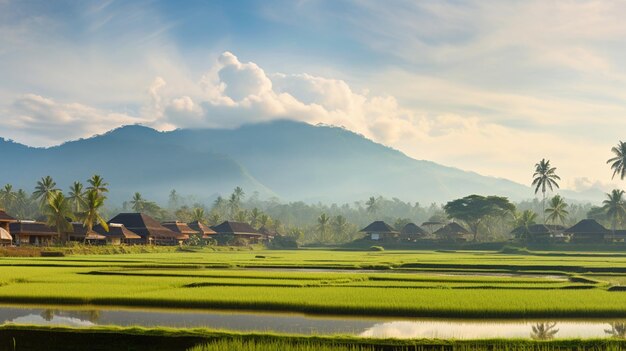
top-left (1, 0), bottom-right (626, 192)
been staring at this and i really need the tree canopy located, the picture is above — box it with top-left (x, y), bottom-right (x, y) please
top-left (444, 195), bottom-right (515, 240)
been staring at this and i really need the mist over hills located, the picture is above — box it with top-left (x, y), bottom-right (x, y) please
top-left (0, 120), bottom-right (602, 205)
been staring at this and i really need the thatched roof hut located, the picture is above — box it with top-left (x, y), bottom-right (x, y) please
top-left (94, 223), bottom-right (142, 244)
top-left (9, 220), bottom-right (58, 245)
top-left (401, 223), bottom-right (428, 236)
top-left (360, 221), bottom-right (398, 241)
top-left (108, 213), bottom-right (184, 244)
top-left (187, 221), bottom-right (216, 238)
top-left (565, 219), bottom-right (609, 243)
top-left (211, 221), bottom-right (263, 244)
top-left (69, 223), bottom-right (107, 242)
top-left (434, 222), bottom-right (470, 241)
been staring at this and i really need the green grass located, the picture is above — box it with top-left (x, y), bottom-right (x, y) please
top-left (0, 249), bottom-right (625, 318)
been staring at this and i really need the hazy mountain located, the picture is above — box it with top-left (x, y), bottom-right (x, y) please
top-left (0, 120), bottom-right (603, 205)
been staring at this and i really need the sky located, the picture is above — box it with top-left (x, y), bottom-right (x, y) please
top-left (1, 0), bottom-right (625, 192)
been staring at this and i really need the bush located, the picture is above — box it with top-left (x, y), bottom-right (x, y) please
top-left (369, 245), bottom-right (384, 251)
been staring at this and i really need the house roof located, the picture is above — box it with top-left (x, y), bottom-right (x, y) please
top-left (187, 221), bottom-right (216, 236)
top-left (360, 221), bottom-right (397, 233)
top-left (401, 223), bottom-right (428, 236)
top-left (258, 225), bottom-right (280, 237)
top-left (162, 221), bottom-right (196, 238)
top-left (0, 210), bottom-right (16, 222)
top-left (94, 223), bottom-right (141, 239)
top-left (421, 221), bottom-right (444, 226)
top-left (0, 227), bottom-right (12, 241)
top-left (107, 213), bottom-right (184, 239)
top-left (565, 219), bottom-right (609, 236)
top-left (434, 222), bottom-right (470, 236)
top-left (211, 221), bottom-right (262, 236)
top-left (9, 221), bottom-right (58, 236)
top-left (511, 224), bottom-right (566, 236)
top-left (69, 223), bottom-right (106, 240)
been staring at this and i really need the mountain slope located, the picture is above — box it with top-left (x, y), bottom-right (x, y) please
top-left (0, 120), bottom-right (599, 204)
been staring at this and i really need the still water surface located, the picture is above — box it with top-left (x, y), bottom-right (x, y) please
top-left (1, 305), bottom-right (624, 339)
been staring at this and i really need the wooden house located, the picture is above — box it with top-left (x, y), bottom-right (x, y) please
top-left (400, 223), bottom-right (428, 241)
top-left (211, 221), bottom-right (264, 244)
top-left (9, 221), bottom-right (58, 245)
top-left (161, 221), bottom-right (196, 241)
top-left (94, 223), bottom-right (142, 245)
top-left (510, 224), bottom-right (566, 243)
top-left (565, 219), bottom-right (610, 243)
top-left (433, 222), bottom-right (470, 242)
top-left (68, 223), bottom-right (107, 244)
top-left (107, 213), bottom-right (185, 245)
top-left (360, 221), bottom-right (398, 241)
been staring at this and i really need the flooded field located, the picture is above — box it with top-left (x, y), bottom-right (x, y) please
top-left (1, 305), bottom-right (624, 339)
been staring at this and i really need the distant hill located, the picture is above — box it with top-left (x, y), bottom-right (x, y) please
top-left (0, 120), bottom-right (603, 205)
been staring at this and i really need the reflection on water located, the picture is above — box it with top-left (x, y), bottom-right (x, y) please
top-left (531, 322), bottom-right (559, 340)
top-left (605, 323), bottom-right (626, 339)
top-left (0, 305), bottom-right (625, 339)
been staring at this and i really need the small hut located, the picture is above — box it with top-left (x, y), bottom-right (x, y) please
top-left (565, 219), bottom-right (610, 243)
top-left (360, 221), bottom-right (398, 241)
top-left (258, 226), bottom-right (279, 241)
top-left (211, 221), bottom-right (264, 244)
top-left (187, 221), bottom-right (217, 239)
top-left (68, 223), bottom-right (107, 244)
top-left (107, 213), bottom-right (185, 245)
top-left (421, 221), bottom-right (445, 234)
top-left (400, 223), bottom-right (428, 241)
top-left (434, 222), bottom-right (470, 242)
top-left (0, 210), bottom-right (16, 245)
top-left (94, 223), bottom-right (142, 245)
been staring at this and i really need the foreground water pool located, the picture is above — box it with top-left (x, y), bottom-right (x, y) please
top-left (1, 305), bottom-right (624, 339)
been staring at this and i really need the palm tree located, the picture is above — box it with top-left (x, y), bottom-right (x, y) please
top-left (602, 189), bottom-right (626, 238)
top-left (13, 189), bottom-right (30, 219)
top-left (33, 176), bottom-right (60, 208)
top-left (317, 213), bottom-right (330, 243)
top-left (130, 192), bottom-right (145, 212)
top-left (68, 182), bottom-right (86, 214)
top-left (233, 187), bottom-right (245, 203)
top-left (531, 322), bottom-right (559, 340)
top-left (366, 196), bottom-right (379, 216)
top-left (532, 159), bottom-right (561, 223)
top-left (249, 208), bottom-right (262, 228)
top-left (87, 175), bottom-right (108, 196)
top-left (332, 215), bottom-right (349, 242)
top-left (259, 214), bottom-right (271, 228)
top-left (234, 209), bottom-right (249, 222)
top-left (0, 184), bottom-right (16, 210)
top-left (228, 193), bottom-right (239, 219)
top-left (545, 195), bottom-right (569, 225)
top-left (207, 212), bottom-right (221, 226)
top-left (190, 208), bottom-right (206, 223)
top-left (607, 141), bottom-right (626, 180)
top-left (80, 190), bottom-right (109, 243)
top-left (43, 192), bottom-right (74, 244)
top-left (512, 210), bottom-right (538, 242)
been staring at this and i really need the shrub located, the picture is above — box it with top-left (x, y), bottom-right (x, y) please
top-left (369, 245), bottom-right (384, 251)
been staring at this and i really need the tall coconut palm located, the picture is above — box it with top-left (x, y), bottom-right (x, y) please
top-left (607, 141), bottom-right (626, 180)
top-left (68, 182), bottom-right (86, 214)
top-left (0, 184), bottom-right (16, 210)
top-left (190, 208), bottom-right (206, 223)
top-left (332, 215), bottom-right (349, 242)
top-left (317, 213), bottom-right (330, 243)
top-left (532, 159), bottom-right (561, 223)
top-left (545, 195), bottom-right (569, 225)
top-left (87, 175), bottom-right (108, 196)
top-left (33, 176), bottom-right (60, 208)
top-left (233, 187), bottom-right (245, 203)
top-left (366, 196), bottom-right (379, 216)
top-left (80, 190), bottom-right (109, 243)
top-left (43, 192), bottom-right (74, 244)
top-left (249, 208), bottom-right (262, 228)
top-left (130, 192), bottom-right (145, 212)
top-left (602, 189), bottom-right (626, 238)
top-left (13, 189), bottom-right (29, 219)
top-left (228, 193), bottom-right (239, 219)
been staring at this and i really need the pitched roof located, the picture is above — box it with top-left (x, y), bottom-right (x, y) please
top-left (421, 221), bottom-right (444, 226)
top-left (69, 223), bottom-right (106, 240)
top-left (107, 213), bottom-right (184, 239)
top-left (360, 221), bottom-right (397, 233)
top-left (401, 223), bottom-right (428, 236)
top-left (0, 210), bottom-right (16, 222)
top-left (434, 222), bottom-right (470, 236)
top-left (565, 219), bottom-right (609, 235)
top-left (162, 221), bottom-right (196, 238)
top-left (94, 223), bottom-right (141, 239)
top-left (211, 221), bottom-right (262, 236)
top-left (187, 221), bottom-right (216, 237)
top-left (0, 227), bottom-right (12, 241)
top-left (511, 224), bottom-right (565, 235)
top-left (9, 221), bottom-right (58, 236)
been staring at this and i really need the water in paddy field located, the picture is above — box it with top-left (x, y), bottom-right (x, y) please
top-left (0, 305), bottom-right (625, 339)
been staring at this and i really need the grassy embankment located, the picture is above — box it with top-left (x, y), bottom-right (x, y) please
top-left (1, 250), bottom-right (626, 317)
top-left (1, 325), bottom-right (625, 351)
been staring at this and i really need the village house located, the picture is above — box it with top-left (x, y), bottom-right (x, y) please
top-left (565, 219), bottom-right (610, 243)
top-left (211, 221), bottom-right (264, 244)
top-left (0, 210), bottom-right (16, 245)
top-left (107, 213), bottom-right (185, 245)
top-left (360, 221), bottom-right (399, 241)
top-left (94, 223), bottom-right (142, 245)
top-left (9, 220), bottom-right (58, 245)
top-left (187, 221), bottom-right (217, 239)
top-left (161, 221), bottom-right (196, 241)
top-left (400, 222), bottom-right (428, 242)
top-left (434, 222), bottom-right (470, 242)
